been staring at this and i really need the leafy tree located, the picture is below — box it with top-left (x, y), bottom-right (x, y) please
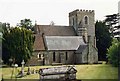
top-left (0, 22), bottom-right (10, 33)
top-left (0, 22), bottom-right (10, 64)
top-left (107, 38), bottom-right (120, 67)
top-left (95, 21), bottom-right (112, 61)
top-left (18, 19), bottom-right (34, 31)
top-left (2, 27), bottom-right (35, 66)
top-left (0, 22), bottom-right (10, 43)
top-left (0, 22), bottom-right (2, 32)
top-left (0, 22), bottom-right (2, 42)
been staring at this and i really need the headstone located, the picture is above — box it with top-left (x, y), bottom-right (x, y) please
top-left (27, 66), bottom-right (31, 75)
top-left (32, 68), bottom-right (36, 74)
top-left (21, 60), bottom-right (25, 76)
top-left (14, 64), bottom-right (18, 68)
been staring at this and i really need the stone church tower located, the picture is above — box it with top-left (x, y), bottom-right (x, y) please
top-left (69, 9), bottom-right (97, 64)
top-left (69, 9), bottom-right (96, 47)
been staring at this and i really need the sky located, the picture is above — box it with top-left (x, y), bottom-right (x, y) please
top-left (0, 0), bottom-right (120, 26)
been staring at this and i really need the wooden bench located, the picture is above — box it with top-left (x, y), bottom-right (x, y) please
top-left (39, 66), bottom-right (77, 80)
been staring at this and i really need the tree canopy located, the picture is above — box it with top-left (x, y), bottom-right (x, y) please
top-left (2, 27), bottom-right (35, 66)
top-left (18, 19), bottom-right (34, 31)
top-left (95, 21), bottom-right (112, 61)
top-left (107, 38), bottom-right (120, 67)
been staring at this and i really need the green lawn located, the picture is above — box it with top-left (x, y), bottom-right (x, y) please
top-left (76, 64), bottom-right (118, 79)
top-left (0, 64), bottom-right (118, 80)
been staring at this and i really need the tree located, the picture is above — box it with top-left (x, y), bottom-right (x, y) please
top-left (95, 21), bottom-right (112, 61)
top-left (107, 38), bottom-right (120, 67)
top-left (0, 22), bottom-right (2, 32)
top-left (0, 22), bottom-right (10, 43)
top-left (0, 22), bottom-right (2, 42)
top-left (2, 27), bottom-right (35, 66)
top-left (50, 21), bottom-right (55, 26)
top-left (18, 19), bottom-right (34, 31)
top-left (0, 22), bottom-right (10, 64)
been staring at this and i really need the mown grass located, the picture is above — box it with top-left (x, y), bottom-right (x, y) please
top-left (76, 64), bottom-right (118, 79)
top-left (0, 64), bottom-right (118, 80)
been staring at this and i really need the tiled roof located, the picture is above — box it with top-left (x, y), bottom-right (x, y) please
top-left (36, 25), bottom-right (76, 36)
top-left (44, 36), bottom-right (86, 50)
top-left (33, 34), bottom-right (45, 51)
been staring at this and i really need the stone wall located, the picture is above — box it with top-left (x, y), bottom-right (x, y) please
top-left (75, 47), bottom-right (88, 64)
top-left (28, 51), bottom-right (75, 66)
top-left (88, 36), bottom-right (98, 64)
top-left (47, 51), bottom-right (75, 65)
top-left (26, 51), bottom-right (46, 66)
top-left (81, 47), bottom-right (88, 63)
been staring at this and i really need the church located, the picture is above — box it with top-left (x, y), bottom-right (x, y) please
top-left (27, 9), bottom-right (98, 65)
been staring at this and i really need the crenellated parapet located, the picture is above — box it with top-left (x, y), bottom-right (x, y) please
top-left (69, 9), bottom-right (94, 17)
top-left (79, 9), bottom-right (94, 13)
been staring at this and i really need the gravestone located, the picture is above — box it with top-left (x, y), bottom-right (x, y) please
top-left (27, 66), bottom-right (31, 75)
top-left (16, 60), bottom-right (25, 78)
top-left (21, 60), bottom-right (25, 76)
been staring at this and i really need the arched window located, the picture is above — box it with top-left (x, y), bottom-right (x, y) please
top-left (37, 54), bottom-right (40, 58)
top-left (37, 53), bottom-right (44, 60)
top-left (84, 16), bottom-right (88, 24)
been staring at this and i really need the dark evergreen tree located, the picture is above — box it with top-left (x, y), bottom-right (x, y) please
top-left (95, 21), bottom-right (112, 61)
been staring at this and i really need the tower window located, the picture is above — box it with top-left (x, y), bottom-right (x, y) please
top-left (66, 52), bottom-right (68, 60)
top-left (53, 52), bottom-right (55, 61)
top-left (84, 16), bottom-right (88, 24)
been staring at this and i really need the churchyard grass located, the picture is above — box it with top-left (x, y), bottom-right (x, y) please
top-left (1, 64), bottom-right (118, 79)
top-left (76, 64), bottom-right (118, 79)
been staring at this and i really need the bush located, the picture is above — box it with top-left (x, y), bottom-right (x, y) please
top-left (107, 39), bottom-right (120, 67)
